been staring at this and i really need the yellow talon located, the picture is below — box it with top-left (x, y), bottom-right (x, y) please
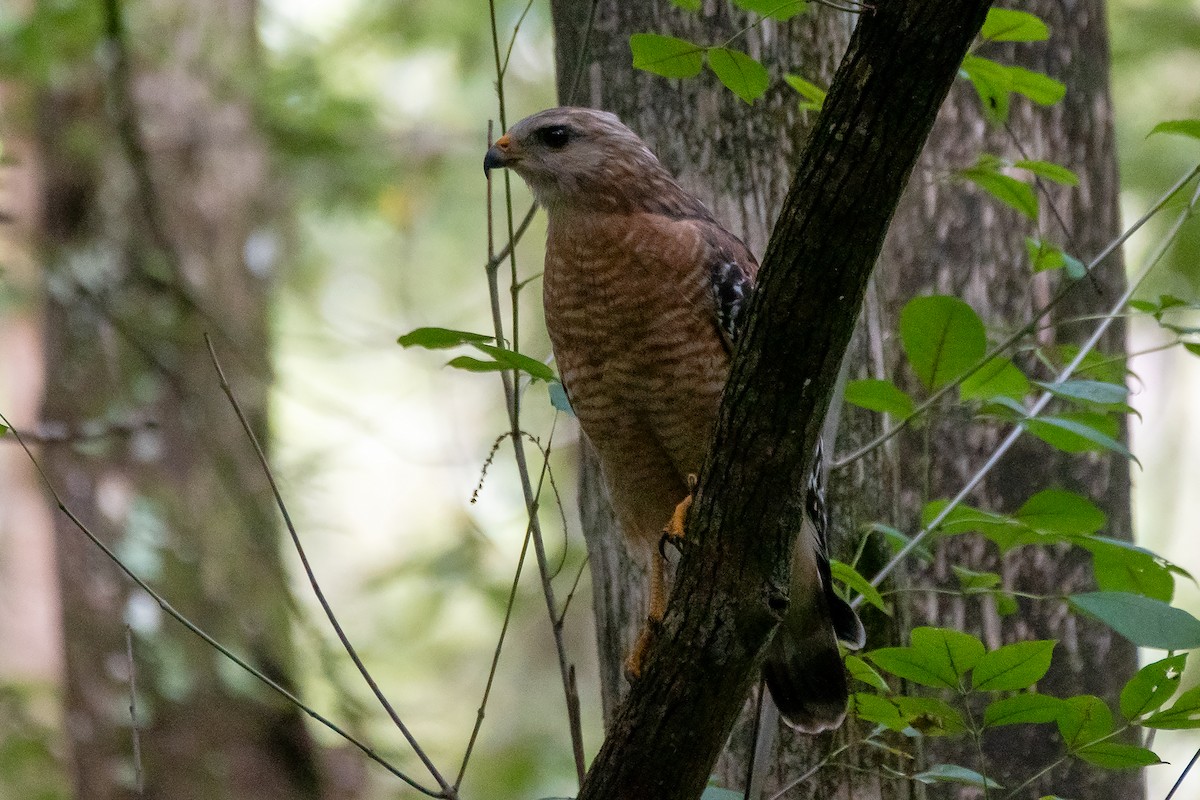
top-left (663, 473), bottom-right (697, 546)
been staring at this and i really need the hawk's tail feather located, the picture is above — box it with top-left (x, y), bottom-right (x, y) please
top-left (762, 612), bottom-right (850, 734)
top-left (831, 592), bottom-right (866, 650)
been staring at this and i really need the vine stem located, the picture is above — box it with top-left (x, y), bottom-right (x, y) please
top-left (834, 163), bottom-right (1200, 471)
top-left (483, 114), bottom-right (588, 782)
top-left (857, 165), bottom-right (1200, 600)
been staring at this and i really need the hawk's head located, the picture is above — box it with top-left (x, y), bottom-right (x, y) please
top-left (483, 107), bottom-right (704, 217)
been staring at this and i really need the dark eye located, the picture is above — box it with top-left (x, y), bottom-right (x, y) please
top-left (536, 125), bottom-right (572, 149)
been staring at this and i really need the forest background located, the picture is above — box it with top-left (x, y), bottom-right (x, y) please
top-left (0, 0), bottom-right (1199, 798)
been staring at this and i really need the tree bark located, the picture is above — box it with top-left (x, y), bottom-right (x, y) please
top-left (551, 0), bottom-right (1139, 799)
top-left (548, 2), bottom-right (993, 798)
top-left (34, 1), bottom-right (325, 797)
top-left (550, 0), bottom-right (854, 730)
top-left (855, 0), bottom-right (1140, 796)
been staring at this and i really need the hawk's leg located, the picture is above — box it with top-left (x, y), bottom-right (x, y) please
top-left (626, 475), bottom-right (699, 681)
top-left (659, 473), bottom-right (697, 557)
top-left (624, 545), bottom-right (668, 681)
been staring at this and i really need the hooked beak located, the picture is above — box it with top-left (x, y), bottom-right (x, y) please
top-left (484, 133), bottom-right (515, 175)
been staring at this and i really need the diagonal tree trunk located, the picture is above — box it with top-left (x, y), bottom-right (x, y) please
top-left (550, 1), bottom-right (1140, 798)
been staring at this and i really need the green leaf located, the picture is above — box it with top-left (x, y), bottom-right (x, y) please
top-left (1027, 237), bottom-right (1066, 273)
top-left (1035, 379), bottom-right (1129, 407)
top-left (1069, 592), bottom-right (1200, 650)
top-left (852, 692), bottom-right (907, 731)
top-left (846, 655), bottom-right (890, 691)
top-left (783, 73), bottom-right (826, 111)
top-left (922, 500), bottom-right (1037, 551)
top-left (548, 381), bottom-right (574, 415)
top-left (952, 565), bottom-right (1001, 590)
top-left (1025, 414), bottom-right (1137, 462)
top-left (913, 764), bottom-right (1003, 790)
top-left (960, 55), bottom-right (1012, 123)
top-left (900, 296), bottom-right (988, 390)
top-left (1053, 344), bottom-right (1128, 384)
top-left (868, 648), bottom-right (957, 690)
top-left (1058, 695), bottom-right (1114, 749)
top-left (707, 48), bottom-right (769, 104)
top-left (669, 0), bottom-right (702, 10)
top-left (470, 343), bottom-right (557, 382)
top-left (1148, 119), bottom-right (1200, 141)
top-left (629, 34), bottom-right (705, 79)
top-left (1143, 684), bottom-right (1200, 729)
top-left (1091, 546), bottom-right (1173, 602)
top-left (983, 693), bottom-right (1072, 727)
top-left (1014, 489), bottom-right (1106, 535)
top-left (895, 696), bottom-right (967, 736)
top-left (1120, 654), bottom-right (1187, 720)
top-left (732, 0), bottom-right (809, 20)
top-left (831, 560), bottom-right (889, 614)
top-left (844, 379), bottom-right (915, 417)
top-left (1074, 743), bottom-right (1163, 769)
top-left (960, 165), bottom-right (1039, 219)
top-left (1010, 66), bottom-right (1066, 105)
top-left (981, 8), bottom-right (1050, 41)
top-left (972, 640), bottom-right (1056, 691)
top-left (1186, 342), bottom-right (1200, 358)
top-left (1015, 159), bottom-right (1079, 186)
top-left (446, 356), bottom-right (509, 373)
top-left (397, 327), bottom-right (493, 349)
top-left (869, 627), bottom-right (984, 689)
top-left (0, 423), bottom-right (7, 438)
top-left (871, 522), bottom-right (934, 562)
top-left (960, 357), bottom-right (1030, 401)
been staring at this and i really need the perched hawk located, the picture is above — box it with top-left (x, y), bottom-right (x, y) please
top-left (484, 107), bottom-right (863, 732)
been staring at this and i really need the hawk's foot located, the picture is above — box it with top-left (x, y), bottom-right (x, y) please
top-left (660, 474), bottom-right (698, 557)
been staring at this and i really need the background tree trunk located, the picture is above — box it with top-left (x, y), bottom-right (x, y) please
top-left (549, 1), bottom-right (1140, 799)
top-left (34, 1), bottom-right (324, 797)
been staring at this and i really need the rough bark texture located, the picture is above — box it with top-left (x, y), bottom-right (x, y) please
top-left (550, 0), bottom-right (854, 730)
top-left (551, 0), bottom-right (1139, 799)
top-left (550, 2), bottom-right (993, 798)
top-left (35, 1), bottom-right (325, 798)
top-left (854, 0), bottom-right (1141, 796)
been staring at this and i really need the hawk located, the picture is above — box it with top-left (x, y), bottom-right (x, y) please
top-left (484, 107), bottom-right (863, 732)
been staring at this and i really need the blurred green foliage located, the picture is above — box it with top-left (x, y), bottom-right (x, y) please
top-left (1, 0), bottom-right (1198, 798)
top-left (0, 684), bottom-right (70, 800)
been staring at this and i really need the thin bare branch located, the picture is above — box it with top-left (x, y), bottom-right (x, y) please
top-left (484, 122), bottom-right (588, 782)
top-left (125, 626), bottom-right (144, 796)
top-left (0, 410), bottom-right (445, 797)
top-left (204, 336), bottom-right (457, 799)
top-left (1165, 745), bottom-right (1200, 800)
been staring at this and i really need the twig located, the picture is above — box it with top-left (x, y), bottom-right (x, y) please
top-left (204, 336), bottom-right (457, 799)
top-left (1002, 119), bottom-right (1096, 294)
top-left (857, 166), bottom-right (1200, 599)
top-left (556, 555), bottom-right (591, 627)
top-left (455, 521), bottom-right (535, 790)
top-left (126, 626), bottom-right (144, 796)
top-left (1165, 746), bottom-right (1200, 800)
top-left (0, 418), bottom-right (157, 446)
top-left (0, 409), bottom-right (445, 797)
top-left (484, 118), bottom-right (588, 782)
top-left (834, 162), bottom-right (1200, 470)
top-left (455, 420), bottom-right (559, 788)
top-left (767, 744), bottom-right (850, 799)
